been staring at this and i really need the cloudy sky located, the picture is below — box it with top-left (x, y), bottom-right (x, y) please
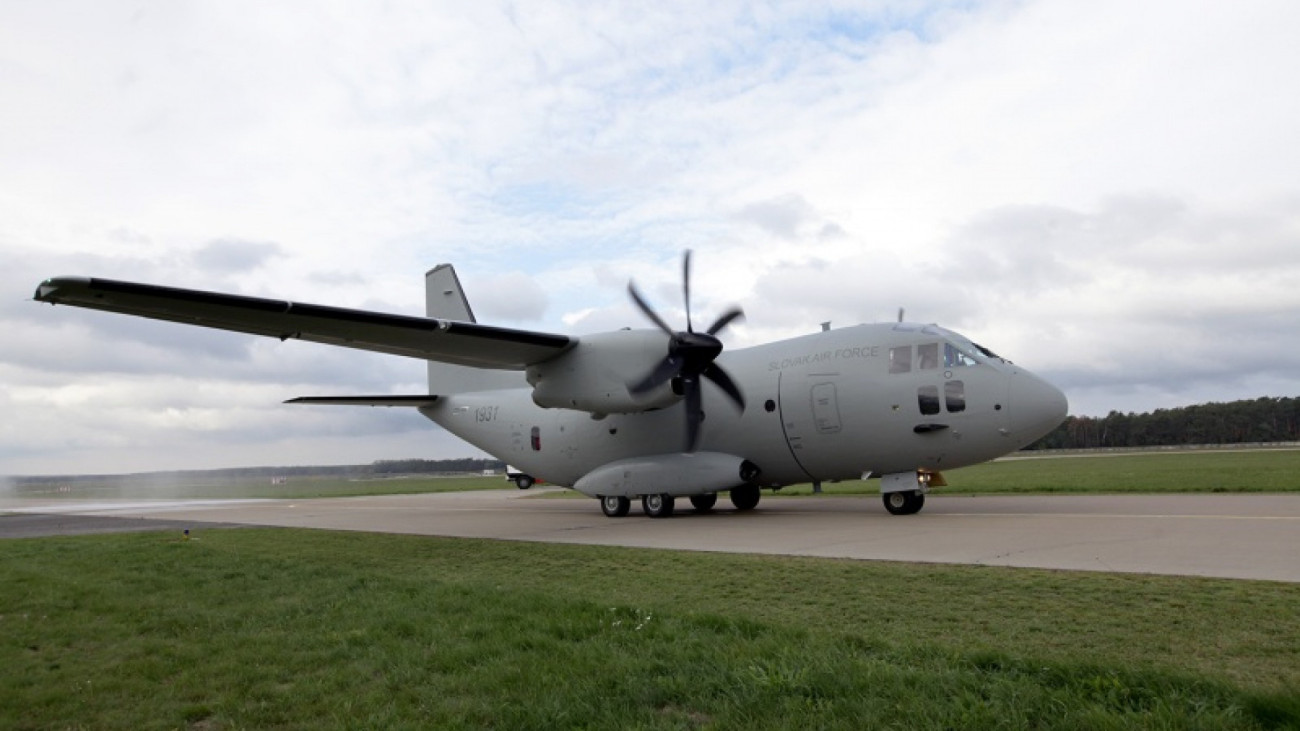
top-left (3, 1), bottom-right (1297, 475)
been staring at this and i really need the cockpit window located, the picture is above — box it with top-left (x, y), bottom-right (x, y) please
top-left (889, 346), bottom-right (912, 374)
top-left (917, 343), bottom-right (939, 370)
top-left (893, 341), bottom-right (979, 373)
top-left (944, 342), bottom-right (980, 368)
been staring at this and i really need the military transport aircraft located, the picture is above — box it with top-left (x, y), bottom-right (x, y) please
top-left (33, 252), bottom-right (1067, 518)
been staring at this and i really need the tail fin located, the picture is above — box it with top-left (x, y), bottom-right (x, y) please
top-left (425, 264), bottom-right (527, 394)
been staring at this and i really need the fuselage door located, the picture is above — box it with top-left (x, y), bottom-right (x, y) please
top-left (811, 382), bottom-right (842, 434)
top-left (778, 373), bottom-right (850, 479)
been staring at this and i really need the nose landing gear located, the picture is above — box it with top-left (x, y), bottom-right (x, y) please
top-left (882, 490), bottom-right (925, 515)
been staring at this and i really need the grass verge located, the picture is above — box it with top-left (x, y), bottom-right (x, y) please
top-left (774, 448), bottom-right (1300, 496)
top-left (3, 529), bottom-right (1297, 729)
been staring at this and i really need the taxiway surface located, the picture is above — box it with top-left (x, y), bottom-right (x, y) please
top-left (4, 492), bottom-right (1298, 582)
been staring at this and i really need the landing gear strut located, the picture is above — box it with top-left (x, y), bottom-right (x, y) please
top-left (882, 490), bottom-right (925, 515)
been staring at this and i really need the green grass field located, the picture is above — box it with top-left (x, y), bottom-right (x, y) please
top-left (3, 449), bottom-right (1298, 727)
top-left (2, 529), bottom-right (1297, 729)
top-left (773, 448), bottom-right (1300, 497)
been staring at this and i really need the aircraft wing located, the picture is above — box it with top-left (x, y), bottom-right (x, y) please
top-left (285, 395), bottom-right (439, 407)
top-left (33, 276), bottom-right (574, 369)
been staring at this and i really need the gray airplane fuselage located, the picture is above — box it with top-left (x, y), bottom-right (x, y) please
top-left (428, 322), bottom-right (1066, 488)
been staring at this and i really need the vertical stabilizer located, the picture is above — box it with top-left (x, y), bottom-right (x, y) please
top-left (426, 263), bottom-right (478, 323)
top-left (425, 265), bottom-right (527, 394)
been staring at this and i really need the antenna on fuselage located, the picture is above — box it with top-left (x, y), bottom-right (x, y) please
top-left (897, 307), bottom-right (905, 323)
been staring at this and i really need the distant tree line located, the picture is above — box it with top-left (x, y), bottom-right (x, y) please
top-left (370, 458), bottom-right (506, 474)
top-left (1028, 396), bottom-right (1300, 450)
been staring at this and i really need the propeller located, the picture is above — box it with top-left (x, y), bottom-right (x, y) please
top-left (627, 250), bottom-right (746, 452)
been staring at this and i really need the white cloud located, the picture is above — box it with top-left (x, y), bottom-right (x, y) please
top-left (2, 0), bottom-right (1298, 473)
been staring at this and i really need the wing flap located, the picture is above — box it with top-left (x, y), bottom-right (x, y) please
top-left (34, 277), bottom-right (573, 369)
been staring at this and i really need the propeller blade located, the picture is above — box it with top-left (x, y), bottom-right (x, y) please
top-left (706, 306), bottom-right (745, 336)
top-left (623, 250), bottom-right (747, 452)
top-left (683, 376), bottom-right (703, 452)
top-left (629, 355), bottom-right (683, 396)
top-left (703, 364), bottom-right (746, 412)
top-left (627, 281), bottom-right (674, 336)
top-left (683, 249), bottom-right (693, 333)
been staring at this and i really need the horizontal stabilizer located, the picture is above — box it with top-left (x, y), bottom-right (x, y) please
top-left (286, 395), bottom-right (439, 407)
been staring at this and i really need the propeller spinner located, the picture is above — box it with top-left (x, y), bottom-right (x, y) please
top-left (627, 251), bottom-right (746, 452)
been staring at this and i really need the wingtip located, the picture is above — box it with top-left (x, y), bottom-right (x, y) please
top-left (33, 276), bottom-right (90, 303)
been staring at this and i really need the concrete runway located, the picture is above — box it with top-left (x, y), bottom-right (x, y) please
top-left (4, 491), bottom-right (1298, 582)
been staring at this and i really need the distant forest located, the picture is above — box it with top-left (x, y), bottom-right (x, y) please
top-left (1027, 396), bottom-right (1299, 450)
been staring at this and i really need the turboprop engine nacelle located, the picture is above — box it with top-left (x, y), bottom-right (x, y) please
top-left (527, 329), bottom-right (679, 413)
top-left (573, 452), bottom-right (761, 498)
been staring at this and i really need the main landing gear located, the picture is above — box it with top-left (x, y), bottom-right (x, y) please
top-left (729, 484), bottom-right (760, 511)
top-left (597, 485), bottom-right (761, 518)
top-left (882, 490), bottom-right (925, 515)
top-left (600, 495), bottom-right (631, 517)
top-left (642, 493), bottom-right (675, 518)
top-left (689, 493), bottom-right (718, 512)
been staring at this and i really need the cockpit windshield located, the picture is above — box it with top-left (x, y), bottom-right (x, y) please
top-left (937, 328), bottom-right (1005, 362)
top-left (944, 342), bottom-right (980, 368)
top-left (887, 326), bottom-right (1001, 375)
top-left (890, 340), bottom-right (980, 374)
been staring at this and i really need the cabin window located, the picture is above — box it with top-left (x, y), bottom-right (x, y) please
top-left (530, 426), bottom-right (541, 451)
top-left (917, 343), bottom-right (939, 370)
top-left (945, 380), bottom-right (966, 413)
top-left (918, 385), bottom-right (940, 415)
top-left (889, 346), bottom-right (912, 374)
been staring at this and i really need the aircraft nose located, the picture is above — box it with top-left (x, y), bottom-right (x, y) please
top-left (1006, 370), bottom-right (1068, 446)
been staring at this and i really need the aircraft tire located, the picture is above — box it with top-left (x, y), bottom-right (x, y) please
top-left (514, 475), bottom-right (535, 490)
top-left (730, 484), bottom-right (761, 511)
top-left (689, 493), bottom-right (718, 512)
top-left (600, 495), bottom-right (631, 517)
top-left (883, 491), bottom-right (925, 515)
top-left (642, 493), bottom-right (676, 518)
